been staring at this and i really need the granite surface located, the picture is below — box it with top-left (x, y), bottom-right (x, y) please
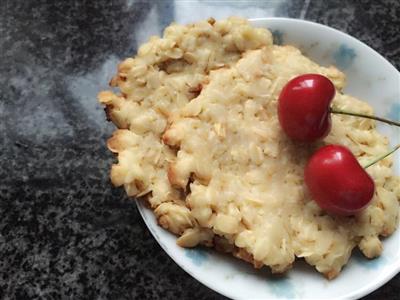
top-left (0, 0), bottom-right (399, 299)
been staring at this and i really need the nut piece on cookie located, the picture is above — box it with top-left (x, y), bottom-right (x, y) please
top-left (154, 202), bottom-right (195, 235)
top-left (177, 228), bottom-right (214, 248)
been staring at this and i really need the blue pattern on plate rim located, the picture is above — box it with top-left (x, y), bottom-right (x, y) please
top-left (354, 254), bottom-right (388, 270)
top-left (268, 276), bottom-right (297, 299)
top-left (386, 102), bottom-right (400, 121)
top-left (333, 44), bottom-right (356, 69)
top-left (185, 248), bottom-right (209, 266)
top-left (272, 30), bottom-right (284, 45)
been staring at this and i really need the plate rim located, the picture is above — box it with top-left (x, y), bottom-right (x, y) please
top-left (136, 17), bottom-right (400, 300)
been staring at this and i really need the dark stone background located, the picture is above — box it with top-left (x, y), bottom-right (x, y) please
top-left (1, 0), bottom-right (399, 299)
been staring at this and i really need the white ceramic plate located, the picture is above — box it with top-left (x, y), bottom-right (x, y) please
top-left (137, 18), bottom-right (400, 300)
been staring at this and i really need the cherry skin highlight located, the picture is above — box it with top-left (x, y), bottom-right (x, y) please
top-left (304, 145), bottom-right (375, 216)
top-left (278, 74), bottom-right (335, 142)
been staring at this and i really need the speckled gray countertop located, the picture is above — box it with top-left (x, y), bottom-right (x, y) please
top-left (1, 0), bottom-right (399, 299)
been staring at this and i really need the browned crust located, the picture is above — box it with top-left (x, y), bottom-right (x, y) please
top-left (381, 228), bottom-right (391, 237)
top-left (213, 236), bottom-right (264, 269)
top-left (233, 248), bottom-right (264, 269)
top-left (106, 130), bottom-right (125, 153)
top-left (167, 164), bottom-right (186, 189)
top-left (167, 164), bottom-right (177, 186)
top-left (162, 130), bottom-right (173, 145)
top-left (207, 17), bottom-right (216, 25)
top-left (188, 83), bottom-right (203, 99)
top-left (104, 104), bottom-right (114, 122)
top-left (324, 269), bottom-right (339, 280)
top-left (213, 235), bottom-right (235, 253)
top-left (109, 76), bottom-right (119, 87)
top-left (157, 216), bottom-right (172, 233)
top-left (137, 194), bottom-right (152, 209)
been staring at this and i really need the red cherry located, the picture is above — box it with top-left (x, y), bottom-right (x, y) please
top-left (304, 145), bottom-right (375, 216)
top-left (278, 74), bottom-right (335, 142)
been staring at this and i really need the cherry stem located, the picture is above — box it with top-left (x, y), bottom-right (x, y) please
top-left (330, 108), bottom-right (400, 127)
top-left (363, 144), bottom-right (400, 169)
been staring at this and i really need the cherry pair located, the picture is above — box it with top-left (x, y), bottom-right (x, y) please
top-left (277, 74), bottom-right (399, 216)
